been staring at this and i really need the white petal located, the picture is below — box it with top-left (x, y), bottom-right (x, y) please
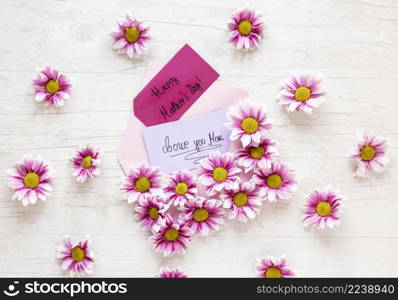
top-left (241, 134), bottom-right (251, 147)
top-left (35, 92), bottom-right (47, 101)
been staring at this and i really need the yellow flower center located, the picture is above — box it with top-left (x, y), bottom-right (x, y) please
top-left (45, 79), bottom-right (60, 94)
top-left (124, 26), bottom-right (140, 43)
top-left (71, 247), bottom-right (85, 262)
top-left (135, 176), bottom-right (151, 193)
top-left (81, 156), bottom-right (92, 169)
top-left (294, 86), bottom-right (311, 102)
top-left (316, 201), bottom-right (332, 217)
top-left (265, 267), bottom-right (282, 278)
top-left (241, 117), bottom-right (259, 134)
top-left (212, 167), bottom-right (228, 182)
top-left (23, 172), bottom-right (40, 189)
top-left (250, 146), bottom-right (265, 159)
top-left (149, 207), bottom-right (159, 220)
top-left (360, 145), bottom-right (376, 161)
top-left (164, 228), bottom-right (179, 242)
top-left (175, 182), bottom-right (188, 195)
top-left (193, 208), bottom-right (209, 222)
top-left (233, 192), bottom-right (248, 207)
top-left (266, 174), bottom-right (283, 189)
top-left (238, 20), bottom-right (252, 36)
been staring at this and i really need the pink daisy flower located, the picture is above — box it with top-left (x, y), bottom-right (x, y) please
top-left (235, 136), bottom-right (279, 173)
top-left (349, 133), bottom-right (389, 177)
top-left (303, 186), bottom-right (343, 229)
top-left (226, 101), bottom-right (272, 147)
top-left (135, 195), bottom-right (170, 232)
top-left (277, 71), bottom-right (325, 114)
top-left (256, 255), bottom-right (295, 278)
top-left (198, 151), bottom-right (241, 195)
top-left (253, 161), bottom-right (297, 202)
top-left (151, 218), bottom-right (192, 256)
top-left (157, 267), bottom-right (187, 278)
top-left (164, 170), bottom-right (198, 208)
top-left (32, 66), bottom-right (71, 107)
top-left (221, 180), bottom-right (262, 221)
top-left (228, 8), bottom-right (264, 51)
top-left (111, 14), bottom-right (150, 58)
top-left (56, 236), bottom-right (95, 277)
top-left (7, 156), bottom-right (53, 206)
top-left (180, 198), bottom-right (224, 236)
top-left (70, 145), bottom-right (102, 183)
top-left (120, 164), bottom-right (163, 204)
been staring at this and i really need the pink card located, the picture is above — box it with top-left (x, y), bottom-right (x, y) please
top-left (133, 44), bottom-right (219, 126)
top-left (118, 59), bottom-right (250, 175)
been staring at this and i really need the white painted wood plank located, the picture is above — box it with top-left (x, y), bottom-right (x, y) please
top-left (0, 0), bottom-right (397, 277)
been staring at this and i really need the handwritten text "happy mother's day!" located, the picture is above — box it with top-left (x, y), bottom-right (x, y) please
top-left (150, 75), bottom-right (203, 121)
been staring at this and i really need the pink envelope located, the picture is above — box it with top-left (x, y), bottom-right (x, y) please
top-left (118, 62), bottom-right (250, 174)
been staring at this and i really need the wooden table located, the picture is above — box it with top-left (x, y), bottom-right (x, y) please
top-left (0, 0), bottom-right (397, 277)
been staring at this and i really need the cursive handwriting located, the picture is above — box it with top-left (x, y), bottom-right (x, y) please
top-left (193, 138), bottom-right (207, 151)
top-left (157, 75), bottom-right (204, 121)
top-left (163, 130), bottom-right (225, 166)
top-left (208, 131), bottom-right (224, 145)
top-left (162, 136), bottom-right (189, 154)
top-left (150, 76), bottom-right (181, 99)
top-left (170, 144), bottom-right (222, 164)
top-left (186, 82), bottom-right (203, 95)
top-left (159, 92), bottom-right (189, 121)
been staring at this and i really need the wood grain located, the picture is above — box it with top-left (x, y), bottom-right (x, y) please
top-left (0, 0), bottom-right (397, 277)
